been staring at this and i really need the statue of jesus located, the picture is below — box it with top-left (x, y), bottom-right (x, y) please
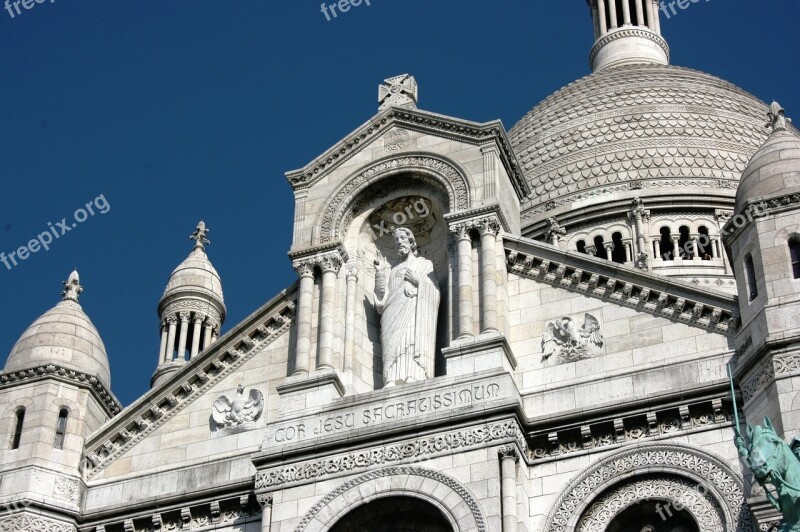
top-left (374, 228), bottom-right (440, 387)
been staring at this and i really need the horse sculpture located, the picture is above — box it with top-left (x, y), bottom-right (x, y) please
top-left (734, 417), bottom-right (800, 531)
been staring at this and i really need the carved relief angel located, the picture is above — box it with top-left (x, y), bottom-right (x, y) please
top-left (211, 385), bottom-right (264, 432)
top-left (541, 313), bottom-right (604, 366)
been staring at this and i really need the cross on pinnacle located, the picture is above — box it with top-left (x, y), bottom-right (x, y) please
top-left (189, 221), bottom-right (211, 250)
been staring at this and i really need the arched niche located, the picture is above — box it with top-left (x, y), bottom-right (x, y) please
top-left (343, 175), bottom-right (452, 390)
top-left (329, 495), bottom-right (453, 532)
top-left (294, 466), bottom-right (486, 532)
top-left (543, 443), bottom-right (754, 532)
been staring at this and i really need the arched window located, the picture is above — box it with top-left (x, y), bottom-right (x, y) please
top-left (744, 254), bottom-right (758, 301)
top-left (790, 238), bottom-right (800, 279)
top-left (611, 232), bottom-right (627, 264)
top-left (54, 408), bottom-right (68, 450)
top-left (659, 227), bottom-right (674, 260)
top-left (576, 240), bottom-right (586, 254)
top-left (678, 226), bottom-right (691, 259)
top-left (594, 235), bottom-right (608, 260)
top-left (698, 226), bottom-right (711, 260)
top-left (11, 407), bottom-right (25, 450)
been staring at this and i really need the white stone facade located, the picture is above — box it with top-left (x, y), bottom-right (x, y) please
top-left (2, 4), bottom-right (800, 532)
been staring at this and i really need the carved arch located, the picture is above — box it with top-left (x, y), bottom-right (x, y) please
top-left (317, 154), bottom-right (472, 244)
top-left (294, 466), bottom-right (486, 532)
top-left (543, 443), bottom-right (753, 532)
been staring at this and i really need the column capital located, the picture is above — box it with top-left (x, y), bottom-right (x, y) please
top-left (345, 259), bottom-right (359, 281)
top-left (178, 311), bottom-right (191, 323)
top-left (193, 314), bottom-right (205, 324)
top-left (475, 215), bottom-right (502, 236)
top-left (603, 241), bottom-right (615, 252)
top-left (256, 493), bottom-right (274, 508)
top-left (166, 315), bottom-right (178, 325)
top-left (317, 251), bottom-right (344, 273)
top-left (498, 445), bottom-right (520, 463)
top-left (292, 259), bottom-right (315, 278)
top-left (449, 221), bottom-right (473, 241)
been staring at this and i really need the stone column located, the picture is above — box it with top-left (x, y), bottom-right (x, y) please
top-left (630, 199), bottom-right (649, 263)
top-left (158, 320), bottom-right (168, 365)
top-left (653, 239), bottom-right (661, 259)
top-left (624, 240), bottom-right (633, 263)
top-left (203, 320), bottom-right (213, 350)
top-left (190, 315), bottom-right (203, 358)
top-left (293, 260), bottom-right (315, 376)
top-left (711, 238), bottom-right (719, 259)
top-left (211, 327), bottom-right (219, 344)
top-left (621, 0), bottom-right (631, 25)
top-left (585, 245), bottom-right (598, 257)
top-left (608, 0), bottom-right (618, 29)
top-left (177, 312), bottom-right (190, 361)
top-left (652, 0), bottom-right (661, 32)
top-left (343, 260), bottom-right (358, 373)
top-left (257, 494), bottom-right (273, 532)
top-left (634, 0), bottom-right (644, 25)
top-left (478, 217), bottom-right (501, 333)
top-left (690, 234), bottom-right (701, 260)
top-left (498, 446), bottom-right (519, 532)
top-left (645, 0), bottom-right (655, 30)
top-left (597, 0), bottom-right (608, 34)
top-left (603, 242), bottom-right (614, 259)
top-left (451, 223), bottom-right (474, 339)
top-left (592, 2), bottom-right (601, 39)
top-left (671, 236), bottom-right (681, 260)
top-left (317, 252), bottom-right (342, 370)
top-left (165, 316), bottom-right (177, 363)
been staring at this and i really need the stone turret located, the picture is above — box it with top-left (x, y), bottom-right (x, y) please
top-left (151, 221), bottom-right (226, 388)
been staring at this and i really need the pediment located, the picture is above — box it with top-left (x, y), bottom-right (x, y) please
top-left (285, 106), bottom-right (529, 200)
top-left (504, 235), bottom-right (740, 336)
top-left (80, 287), bottom-right (297, 480)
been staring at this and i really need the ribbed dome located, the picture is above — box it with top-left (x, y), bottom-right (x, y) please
top-left (162, 247), bottom-right (225, 305)
top-left (510, 64), bottom-right (769, 221)
top-left (736, 128), bottom-right (800, 212)
top-left (4, 272), bottom-right (110, 387)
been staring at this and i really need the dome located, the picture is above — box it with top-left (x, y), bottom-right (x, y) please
top-left (509, 63), bottom-right (769, 224)
top-left (162, 247), bottom-right (225, 305)
top-left (4, 271), bottom-right (111, 387)
top-left (735, 103), bottom-right (800, 212)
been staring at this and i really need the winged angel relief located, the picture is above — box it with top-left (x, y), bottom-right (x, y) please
top-left (541, 314), bottom-right (604, 366)
top-left (211, 384), bottom-right (264, 433)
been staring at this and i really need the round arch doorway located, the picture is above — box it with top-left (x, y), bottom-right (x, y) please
top-left (329, 495), bottom-right (453, 532)
top-left (606, 500), bottom-right (698, 532)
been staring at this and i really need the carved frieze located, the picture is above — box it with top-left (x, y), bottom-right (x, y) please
top-left (541, 313), bottom-right (604, 365)
top-left (211, 385), bottom-right (264, 433)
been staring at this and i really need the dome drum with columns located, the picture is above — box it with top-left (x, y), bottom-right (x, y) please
top-left (3, 3), bottom-right (800, 532)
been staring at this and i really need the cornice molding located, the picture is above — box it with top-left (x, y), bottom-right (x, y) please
top-left (285, 107), bottom-right (529, 200)
top-left (81, 291), bottom-right (297, 480)
top-left (0, 364), bottom-right (121, 417)
top-left (589, 27), bottom-right (670, 66)
top-left (504, 235), bottom-right (739, 335)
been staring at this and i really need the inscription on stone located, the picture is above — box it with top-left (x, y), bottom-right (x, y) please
top-left (270, 381), bottom-right (503, 444)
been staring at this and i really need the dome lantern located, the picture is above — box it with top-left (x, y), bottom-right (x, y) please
top-left (152, 221), bottom-right (226, 387)
top-left (585, 0), bottom-right (669, 72)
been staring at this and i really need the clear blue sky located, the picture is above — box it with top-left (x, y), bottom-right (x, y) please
top-left (1, 1), bottom-right (798, 406)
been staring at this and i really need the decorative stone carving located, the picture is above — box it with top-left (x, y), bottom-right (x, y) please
top-left (379, 74), bottom-right (418, 111)
top-left (766, 101), bottom-right (790, 133)
top-left (383, 129), bottom-right (409, 151)
top-left (256, 419), bottom-right (521, 489)
top-left (543, 443), bottom-right (753, 532)
top-left (541, 313), bottom-right (604, 365)
top-left (576, 477), bottom-right (725, 532)
top-left (319, 155), bottom-right (469, 243)
top-left (374, 228), bottom-right (440, 386)
top-left (293, 466), bottom-right (486, 532)
top-left (0, 514), bottom-right (75, 532)
top-left (211, 385), bottom-right (264, 432)
top-left (54, 476), bottom-right (81, 504)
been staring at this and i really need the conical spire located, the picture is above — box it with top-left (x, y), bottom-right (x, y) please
top-left (585, 0), bottom-right (669, 72)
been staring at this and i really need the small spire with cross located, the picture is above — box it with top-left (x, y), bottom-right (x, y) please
top-left (189, 220), bottom-right (211, 251)
top-left (766, 101), bottom-right (792, 133)
top-left (379, 74), bottom-right (418, 111)
top-left (61, 269), bottom-right (83, 302)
